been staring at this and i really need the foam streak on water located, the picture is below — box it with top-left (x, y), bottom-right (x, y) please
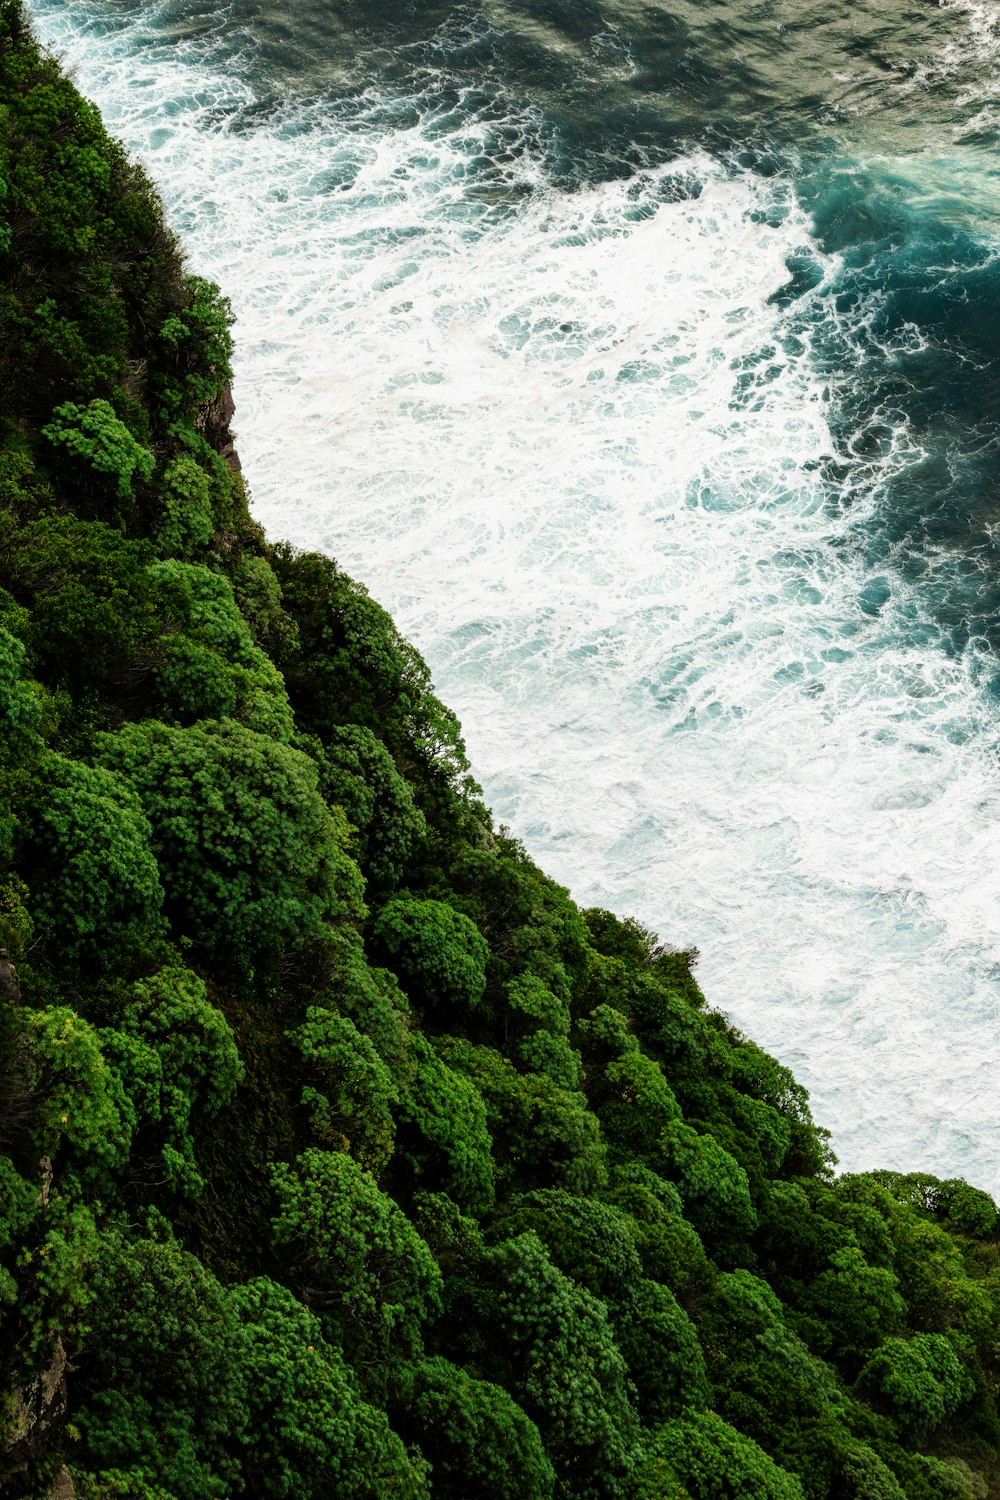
top-left (30, 1), bottom-right (1000, 1190)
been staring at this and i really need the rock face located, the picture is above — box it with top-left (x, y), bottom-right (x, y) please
top-left (48, 1467), bottom-right (76, 1500)
top-left (0, 948), bottom-right (20, 1003)
top-left (197, 379), bottom-right (243, 472)
top-left (2, 1340), bottom-right (69, 1481)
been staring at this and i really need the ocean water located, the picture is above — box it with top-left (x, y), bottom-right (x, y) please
top-left (28, 0), bottom-right (1000, 1191)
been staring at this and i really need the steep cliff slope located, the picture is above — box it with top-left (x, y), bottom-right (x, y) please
top-left (2, 6), bottom-right (1000, 1497)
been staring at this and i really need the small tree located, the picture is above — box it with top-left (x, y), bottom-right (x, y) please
top-left (481, 1231), bottom-right (640, 1500)
top-left (320, 725), bottom-right (426, 891)
top-left (109, 965), bottom-right (244, 1193)
top-left (232, 1277), bottom-right (431, 1499)
top-left (0, 627), bottom-right (40, 763)
top-left (856, 1333), bottom-right (971, 1438)
top-left (613, 1278), bottom-right (710, 1425)
top-left (658, 1120), bottom-right (756, 1243)
top-left (396, 1034), bottom-right (493, 1214)
top-left (149, 560), bottom-right (293, 741)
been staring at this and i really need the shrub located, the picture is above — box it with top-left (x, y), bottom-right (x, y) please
top-left (492, 1190), bottom-right (642, 1305)
top-left (20, 1004), bottom-right (132, 1184)
top-left (482, 1231), bottom-right (640, 1500)
top-left (638, 1410), bottom-right (804, 1500)
top-left (269, 545), bottom-right (477, 812)
top-left (155, 455), bottom-right (215, 557)
top-left (658, 1120), bottom-right (756, 1244)
top-left (98, 717), bottom-right (364, 954)
top-left (440, 1038), bottom-right (607, 1196)
top-left (395, 1355), bottom-right (554, 1500)
top-left (24, 753), bottom-right (165, 957)
top-left (613, 1278), bottom-right (710, 1425)
top-left (0, 515), bottom-right (159, 701)
top-left (74, 1228), bottom-right (244, 1500)
top-left (606, 1166), bottom-right (711, 1299)
top-left (800, 1245), bottom-right (904, 1361)
top-left (154, 275), bottom-right (233, 424)
top-left (0, 873), bottom-right (32, 956)
top-left (42, 399), bottom-right (154, 499)
top-left (232, 1277), bottom-right (431, 1499)
top-left (290, 1006), bottom-right (398, 1176)
top-left (109, 966), bottom-right (243, 1193)
top-left (396, 1034), bottom-right (493, 1214)
top-left (0, 627), bottom-right (40, 763)
top-left (149, 560), bottom-right (293, 740)
top-left (374, 897), bottom-right (488, 1011)
top-left (856, 1333), bottom-right (971, 1438)
top-left (270, 1148), bottom-right (442, 1364)
top-left (506, 974), bottom-right (580, 1087)
top-left (319, 724), bottom-right (426, 890)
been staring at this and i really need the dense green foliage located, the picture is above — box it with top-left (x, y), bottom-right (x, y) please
top-left (3, 8), bottom-right (1000, 1497)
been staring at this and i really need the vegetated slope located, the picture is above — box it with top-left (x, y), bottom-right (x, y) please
top-left (1, 5), bottom-right (999, 1497)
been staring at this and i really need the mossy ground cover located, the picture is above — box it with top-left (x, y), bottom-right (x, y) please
top-left (2, 4), bottom-right (1000, 1496)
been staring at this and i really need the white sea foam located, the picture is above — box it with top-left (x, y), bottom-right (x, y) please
top-left (29, 1), bottom-right (1000, 1191)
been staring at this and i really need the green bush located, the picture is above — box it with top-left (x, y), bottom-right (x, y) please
top-left (269, 545), bottom-right (477, 812)
top-left (149, 560), bottom-right (293, 740)
top-left (0, 627), bottom-right (40, 763)
top-left (98, 717), bottom-right (364, 954)
top-left (606, 1166), bottom-right (711, 1299)
top-left (374, 897), bottom-right (489, 1011)
top-left (155, 455), bottom-right (216, 557)
top-left (270, 1148), bottom-right (442, 1365)
top-left (154, 275), bottom-right (233, 425)
top-left (42, 399), bottom-right (154, 499)
top-left (109, 965), bottom-right (243, 1193)
top-left (320, 933), bottom-right (414, 1078)
top-left (290, 1005), bottom-right (398, 1176)
top-left (492, 1190), bottom-right (642, 1305)
top-left (613, 1278), bottom-right (709, 1425)
top-left (319, 724), bottom-right (426, 890)
top-left (638, 1410), bottom-right (805, 1500)
top-left (507, 973), bottom-right (580, 1087)
top-left (0, 873), bottom-right (32, 955)
top-left (395, 1355), bottom-right (554, 1500)
top-left (73, 1228), bottom-right (244, 1500)
top-left (25, 753), bottom-right (165, 957)
top-left (232, 1277), bottom-right (430, 1499)
top-left (658, 1120), bottom-right (756, 1245)
top-left (6, 1189), bottom-right (101, 1362)
top-left (20, 1005), bottom-right (132, 1185)
top-left (0, 515), bottom-right (159, 705)
top-left (799, 1244), bottom-right (904, 1361)
top-left (440, 1038), bottom-right (607, 1196)
top-left (856, 1333), bottom-right (971, 1438)
top-left (481, 1231), bottom-right (640, 1500)
top-left (396, 1034), bottom-right (494, 1214)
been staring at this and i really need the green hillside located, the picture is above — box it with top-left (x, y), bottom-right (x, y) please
top-left (1, 5), bottom-right (999, 1496)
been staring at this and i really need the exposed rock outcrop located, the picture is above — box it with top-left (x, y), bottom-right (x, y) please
top-left (197, 378), bottom-right (243, 473)
top-left (2, 1340), bottom-right (68, 1481)
top-left (0, 948), bottom-right (20, 1004)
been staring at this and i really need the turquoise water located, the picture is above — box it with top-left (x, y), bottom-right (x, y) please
top-left (30, 0), bottom-right (1000, 1189)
